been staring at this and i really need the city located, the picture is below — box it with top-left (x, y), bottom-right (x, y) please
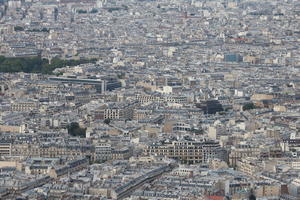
top-left (0, 0), bottom-right (300, 199)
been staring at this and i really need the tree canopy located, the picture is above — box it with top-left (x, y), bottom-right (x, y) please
top-left (67, 122), bottom-right (86, 138)
top-left (104, 118), bottom-right (111, 125)
top-left (0, 56), bottom-right (97, 74)
top-left (14, 26), bottom-right (24, 31)
top-left (243, 102), bottom-right (256, 111)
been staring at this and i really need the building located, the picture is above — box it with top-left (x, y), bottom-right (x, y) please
top-left (49, 157), bottom-right (89, 178)
top-left (11, 101), bottom-right (39, 112)
top-left (229, 145), bottom-right (260, 168)
top-left (94, 101), bottom-right (137, 120)
top-left (48, 76), bottom-right (121, 93)
top-left (0, 141), bottom-right (12, 157)
top-left (22, 157), bottom-right (61, 175)
top-left (224, 53), bottom-right (243, 62)
top-left (94, 141), bottom-right (112, 162)
top-left (145, 139), bottom-right (223, 164)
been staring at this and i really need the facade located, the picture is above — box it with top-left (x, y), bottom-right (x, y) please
top-left (229, 145), bottom-right (260, 168)
top-left (236, 157), bottom-right (261, 176)
top-left (224, 53), bottom-right (243, 63)
top-left (255, 184), bottom-right (281, 198)
top-left (145, 140), bottom-right (223, 164)
top-left (94, 141), bottom-right (131, 162)
top-left (0, 142), bottom-right (12, 157)
top-left (135, 94), bottom-right (188, 104)
top-left (94, 102), bottom-right (137, 120)
top-left (289, 179), bottom-right (300, 198)
top-left (49, 157), bottom-right (89, 178)
top-left (8, 142), bottom-right (93, 159)
top-left (48, 76), bottom-right (121, 93)
top-left (94, 142), bottom-right (112, 162)
top-left (23, 158), bottom-right (61, 175)
top-left (11, 101), bottom-right (38, 112)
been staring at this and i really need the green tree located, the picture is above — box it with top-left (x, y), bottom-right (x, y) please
top-left (67, 122), bottom-right (86, 138)
top-left (104, 118), bottom-right (111, 125)
top-left (0, 56), bottom-right (97, 74)
top-left (14, 26), bottom-right (24, 31)
top-left (77, 9), bottom-right (87, 14)
top-left (0, 56), bottom-right (5, 63)
top-left (90, 8), bottom-right (98, 13)
top-left (243, 102), bottom-right (256, 111)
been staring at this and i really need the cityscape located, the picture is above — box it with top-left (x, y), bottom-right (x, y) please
top-left (0, 0), bottom-right (300, 199)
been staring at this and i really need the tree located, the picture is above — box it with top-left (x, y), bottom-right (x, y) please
top-left (77, 9), bottom-right (87, 14)
top-left (249, 189), bottom-right (256, 200)
top-left (0, 56), bottom-right (97, 74)
top-left (104, 118), bottom-right (111, 125)
top-left (14, 26), bottom-right (24, 31)
top-left (249, 194), bottom-right (256, 200)
top-left (243, 102), bottom-right (256, 111)
top-left (41, 28), bottom-right (49, 32)
top-left (90, 8), bottom-right (98, 13)
top-left (67, 122), bottom-right (86, 138)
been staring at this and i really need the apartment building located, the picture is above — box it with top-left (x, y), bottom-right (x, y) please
top-left (229, 144), bottom-right (260, 168)
top-left (145, 139), bottom-right (223, 164)
top-left (94, 101), bottom-right (137, 120)
top-left (11, 101), bottom-right (39, 112)
top-left (0, 141), bottom-right (12, 157)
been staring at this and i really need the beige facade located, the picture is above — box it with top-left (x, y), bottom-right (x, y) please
top-left (273, 105), bottom-right (287, 112)
top-left (208, 159), bottom-right (228, 170)
top-left (135, 94), bottom-right (188, 104)
top-left (229, 146), bottom-right (260, 168)
top-left (145, 140), bottom-right (221, 164)
top-left (251, 93), bottom-right (273, 101)
top-left (136, 81), bottom-right (157, 92)
top-left (9, 143), bottom-right (92, 159)
top-left (0, 161), bottom-right (17, 168)
top-left (236, 157), bottom-right (261, 176)
top-left (11, 101), bottom-right (38, 112)
top-left (49, 157), bottom-right (89, 178)
top-left (255, 184), bottom-right (281, 198)
top-left (94, 104), bottom-right (135, 120)
top-left (163, 120), bottom-right (175, 133)
top-left (135, 94), bottom-right (161, 104)
top-left (133, 109), bottom-right (152, 121)
top-left (0, 142), bottom-right (12, 156)
top-left (111, 148), bottom-right (131, 160)
top-left (0, 125), bottom-right (22, 133)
